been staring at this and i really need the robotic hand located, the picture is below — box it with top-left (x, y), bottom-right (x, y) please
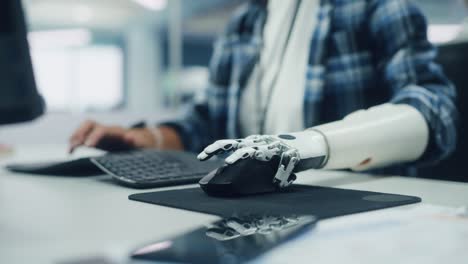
top-left (198, 103), bottom-right (430, 189)
top-left (197, 131), bottom-right (328, 188)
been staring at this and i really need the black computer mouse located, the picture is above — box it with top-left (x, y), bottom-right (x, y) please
top-left (199, 157), bottom-right (296, 197)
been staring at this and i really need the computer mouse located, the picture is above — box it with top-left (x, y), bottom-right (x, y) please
top-left (199, 157), bottom-right (296, 197)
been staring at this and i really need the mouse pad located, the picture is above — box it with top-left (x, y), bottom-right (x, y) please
top-left (129, 185), bottom-right (421, 219)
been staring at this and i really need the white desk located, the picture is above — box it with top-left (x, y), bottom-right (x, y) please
top-left (1, 145), bottom-right (467, 264)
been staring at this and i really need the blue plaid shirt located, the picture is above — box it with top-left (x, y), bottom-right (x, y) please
top-left (162, 0), bottom-right (458, 175)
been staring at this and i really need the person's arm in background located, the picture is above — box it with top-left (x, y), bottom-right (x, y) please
top-left (68, 121), bottom-right (184, 153)
top-left (305, 0), bottom-right (459, 170)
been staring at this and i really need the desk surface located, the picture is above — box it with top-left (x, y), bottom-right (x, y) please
top-left (1, 145), bottom-right (468, 264)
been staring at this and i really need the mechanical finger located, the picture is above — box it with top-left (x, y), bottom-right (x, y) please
top-left (253, 144), bottom-right (281, 161)
top-left (225, 147), bottom-right (258, 164)
top-left (197, 139), bottom-right (241, 161)
top-left (273, 150), bottom-right (300, 188)
top-left (238, 138), bottom-right (268, 148)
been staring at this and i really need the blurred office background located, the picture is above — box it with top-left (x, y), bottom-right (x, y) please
top-left (23, 0), bottom-right (246, 113)
top-left (22, 0), bottom-right (468, 114)
top-left (3, 0), bottom-right (468, 147)
top-left (2, 0), bottom-right (246, 144)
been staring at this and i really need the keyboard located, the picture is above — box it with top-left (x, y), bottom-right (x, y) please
top-left (91, 150), bottom-right (223, 188)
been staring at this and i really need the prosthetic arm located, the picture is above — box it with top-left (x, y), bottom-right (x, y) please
top-left (198, 104), bottom-right (429, 188)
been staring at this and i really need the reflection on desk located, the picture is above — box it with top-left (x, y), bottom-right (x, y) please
top-left (131, 214), bottom-right (317, 264)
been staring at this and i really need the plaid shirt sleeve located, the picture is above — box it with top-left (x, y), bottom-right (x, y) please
top-left (368, 0), bottom-right (458, 165)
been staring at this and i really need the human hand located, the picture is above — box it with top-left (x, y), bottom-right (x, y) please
top-left (68, 120), bottom-right (158, 153)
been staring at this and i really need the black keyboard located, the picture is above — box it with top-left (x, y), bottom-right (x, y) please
top-left (91, 150), bottom-right (223, 188)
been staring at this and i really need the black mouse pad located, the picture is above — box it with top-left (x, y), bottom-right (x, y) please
top-left (129, 185), bottom-right (421, 219)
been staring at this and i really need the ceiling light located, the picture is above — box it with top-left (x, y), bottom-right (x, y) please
top-left (132, 0), bottom-right (167, 11)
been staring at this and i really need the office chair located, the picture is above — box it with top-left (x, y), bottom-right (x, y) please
top-left (417, 42), bottom-right (468, 182)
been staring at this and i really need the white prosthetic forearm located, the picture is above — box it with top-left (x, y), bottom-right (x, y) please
top-left (314, 103), bottom-right (429, 171)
